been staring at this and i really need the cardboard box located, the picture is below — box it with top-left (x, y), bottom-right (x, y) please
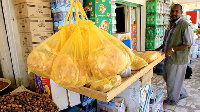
top-left (20, 33), bottom-right (32, 47)
top-left (18, 18), bottom-right (53, 32)
top-left (31, 32), bottom-right (53, 44)
top-left (90, 17), bottom-right (112, 34)
top-left (112, 32), bottom-right (132, 48)
top-left (14, 2), bottom-right (51, 18)
top-left (84, 0), bottom-right (111, 18)
top-left (68, 90), bottom-right (81, 107)
top-left (97, 98), bottom-right (125, 112)
top-left (32, 44), bottom-right (40, 49)
top-left (35, 74), bottom-right (69, 111)
top-left (140, 69), bottom-right (153, 88)
top-left (20, 32), bottom-right (53, 46)
top-left (13, 0), bottom-right (50, 5)
top-left (22, 46), bottom-right (33, 59)
top-left (84, 0), bottom-right (112, 34)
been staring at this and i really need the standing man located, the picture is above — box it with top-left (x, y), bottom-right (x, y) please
top-left (157, 4), bottom-right (194, 105)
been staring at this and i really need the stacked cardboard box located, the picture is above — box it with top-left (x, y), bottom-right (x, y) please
top-left (13, 0), bottom-right (54, 71)
top-left (13, 0), bottom-right (54, 101)
top-left (84, 0), bottom-right (112, 34)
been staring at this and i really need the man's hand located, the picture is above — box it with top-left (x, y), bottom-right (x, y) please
top-left (165, 48), bottom-right (173, 58)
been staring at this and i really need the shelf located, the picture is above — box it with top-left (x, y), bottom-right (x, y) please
top-left (66, 53), bottom-right (165, 102)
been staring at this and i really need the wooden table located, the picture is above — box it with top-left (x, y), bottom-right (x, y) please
top-left (66, 53), bottom-right (165, 102)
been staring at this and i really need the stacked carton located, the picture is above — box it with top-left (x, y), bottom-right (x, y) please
top-left (13, 0), bottom-right (54, 72)
top-left (13, 0), bottom-right (53, 102)
top-left (84, 0), bottom-right (112, 34)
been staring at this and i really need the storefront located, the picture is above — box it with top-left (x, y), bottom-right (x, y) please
top-left (0, 0), bottom-right (199, 111)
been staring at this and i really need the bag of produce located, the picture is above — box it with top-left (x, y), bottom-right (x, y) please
top-left (27, 26), bottom-right (72, 78)
top-left (131, 56), bottom-right (148, 71)
top-left (136, 51), bottom-right (161, 64)
top-left (88, 75), bottom-right (121, 92)
top-left (52, 0), bottom-right (134, 87)
top-left (29, 0), bottom-right (134, 88)
top-left (87, 24), bottom-right (134, 80)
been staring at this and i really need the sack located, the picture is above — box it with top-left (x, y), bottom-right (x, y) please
top-left (87, 24), bottom-right (134, 81)
top-left (51, 26), bottom-right (89, 87)
top-left (89, 75), bottom-right (121, 92)
top-left (136, 51), bottom-right (161, 63)
top-left (131, 56), bottom-right (148, 71)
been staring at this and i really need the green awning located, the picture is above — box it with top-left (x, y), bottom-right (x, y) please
top-left (115, 0), bottom-right (141, 7)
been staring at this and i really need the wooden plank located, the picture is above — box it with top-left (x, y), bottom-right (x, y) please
top-left (66, 86), bottom-right (107, 102)
top-left (140, 69), bottom-right (153, 88)
top-left (0, 1), bottom-right (16, 89)
top-left (2, 0), bottom-right (29, 87)
top-left (66, 53), bottom-right (165, 102)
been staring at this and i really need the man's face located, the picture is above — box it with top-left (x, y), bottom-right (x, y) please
top-left (170, 5), bottom-right (183, 21)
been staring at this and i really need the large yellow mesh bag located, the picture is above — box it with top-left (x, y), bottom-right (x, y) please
top-left (131, 56), bottom-right (148, 71)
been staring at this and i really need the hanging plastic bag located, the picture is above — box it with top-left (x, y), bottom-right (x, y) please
top-left (27, 3), bottom-right (75, 78)
top-left (51, 26), bottom-right (90, 87)
top-left (77, 0), bottom-right (135, 80)
top-left (87, 23), bottom-right (135, 80)
top-left (51, 0), bottom-right (135, 88)
top-left (51, 1), bottom-right (91, 87)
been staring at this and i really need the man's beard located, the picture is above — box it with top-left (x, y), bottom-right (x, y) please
top-left (170, 15), bottom-right (179, 22)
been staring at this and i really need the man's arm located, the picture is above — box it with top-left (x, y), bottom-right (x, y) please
top-left (166, 25), bottom-right (194, 58)
top-left (155, 44), bottom-right (163, 51)
top-left (165, 44), bottom-right (192, 57)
